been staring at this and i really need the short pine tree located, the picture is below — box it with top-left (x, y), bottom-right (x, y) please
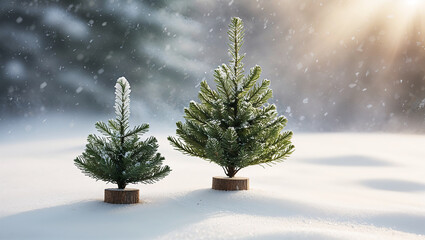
top-left (168, 17), bottom-right (295, 178)
top-left (75, 77), bottom-right (171, 189)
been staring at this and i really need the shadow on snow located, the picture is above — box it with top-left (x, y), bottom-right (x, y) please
top-left (300, 155), bottom-right (393, 167)
top-left (360, 179), bottom-right (425, 192)
top-left (0, 189), bottom-right (424, 238)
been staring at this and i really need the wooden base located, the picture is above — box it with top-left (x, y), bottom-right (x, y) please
top-left (104, 188), bottom-right (139, 204)
top-left (212, 176), bottom-right (249, 191)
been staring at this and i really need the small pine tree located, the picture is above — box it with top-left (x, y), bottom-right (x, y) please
top-left (75, 77), bottom-right (171, 189)
top-left (168, 17), bottom-right (295, 178)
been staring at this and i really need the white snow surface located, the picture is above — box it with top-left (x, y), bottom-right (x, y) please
top-left (0, 133), bottom-right (425, 239)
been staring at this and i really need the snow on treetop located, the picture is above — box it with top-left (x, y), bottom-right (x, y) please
top-left (115, 77), bottom-right (131, 97)
top-left (232, 17), bottom-right (242, 22)
top-left (116, 77), bottom-right (130, 91)
top-left (114, 77), bottom-right (131, 121)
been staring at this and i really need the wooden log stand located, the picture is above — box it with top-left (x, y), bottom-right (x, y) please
top-left (104, 188), bottom-right (139, 204)
top-left (212, 176), bottom-right (249, 191)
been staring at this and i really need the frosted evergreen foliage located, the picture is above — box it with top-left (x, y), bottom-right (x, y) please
top-left (75, 77), bottom-right (171, 189)
top-left (115, 77), bottom-right (131, 126)
top-left (168, 17), bottom-right (295, 178)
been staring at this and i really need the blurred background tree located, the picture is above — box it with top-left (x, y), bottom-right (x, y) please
top-left (0, 0), bottom-right (208, 119)
top-left (1, 0), bottom-right (424, 132)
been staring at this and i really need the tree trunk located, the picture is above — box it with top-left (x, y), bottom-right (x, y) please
top-left (212, 176), bottom-right (249, 191)
top-left (118, 182), bottom-right (126, 189)
top-left (226, 166), bottom-right (237, 178)
top-left (104, 188), bottom-right (139, 204)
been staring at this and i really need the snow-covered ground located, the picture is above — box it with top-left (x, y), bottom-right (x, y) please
top-left (0, 132), bottom-right (424, 239)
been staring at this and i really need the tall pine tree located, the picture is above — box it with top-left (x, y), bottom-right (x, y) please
top-left (168, 17), bottom-right (294, 178)
top-left (75, 77), bottom-right (171, 189)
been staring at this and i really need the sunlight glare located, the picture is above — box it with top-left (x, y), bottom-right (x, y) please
top-left (406, 0), bottom-right (419, 7)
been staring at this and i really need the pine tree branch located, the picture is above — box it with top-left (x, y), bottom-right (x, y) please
top-left (252, 89), bottom-right (273, 107)
top-left (95, 121), bottom-right (114, 137)
top-left (246, 79), bottom-right (271, 103)
top-left (123, 124), bottom-right (149, 138)
top-left (168, 136), bottom-right (205, 157)
top-left (214, 65), bottom-right (232, 103)
top-left (241, 65), bottom-right (261, 97)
